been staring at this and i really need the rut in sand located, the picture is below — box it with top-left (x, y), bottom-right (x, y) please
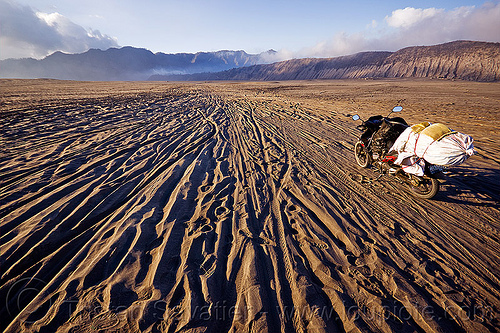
top-left (1, 81), bottom-right (499, 332)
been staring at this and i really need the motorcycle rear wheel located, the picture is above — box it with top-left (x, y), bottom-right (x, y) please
top-left (354, 141), bottom-right (372, 168)
top-left (409, 176), bottom-right (439, 199)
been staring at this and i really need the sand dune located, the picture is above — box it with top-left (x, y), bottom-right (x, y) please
top-left (1, 79), bottom-right (499, 332)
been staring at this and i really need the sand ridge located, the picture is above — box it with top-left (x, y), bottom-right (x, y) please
top-left (1, 79), bottom-right (499, 332)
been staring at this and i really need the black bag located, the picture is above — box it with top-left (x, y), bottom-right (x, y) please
top-left (372, 118), bottom-right (409, 154)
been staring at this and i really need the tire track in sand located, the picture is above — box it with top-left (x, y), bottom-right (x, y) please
top-left (1, 82), bottom-right (499, 333)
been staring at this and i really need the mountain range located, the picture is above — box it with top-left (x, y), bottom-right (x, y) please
top-left (0, 47), bottom-right (277, 81)
top-left (1, 41), bottom-right (498, 82)
top-left (154, 41), bottom-right (500, 82)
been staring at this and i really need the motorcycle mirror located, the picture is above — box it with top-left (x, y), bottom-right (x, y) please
top-left (392, 106), bottom-right (403, 112)
top-left (352, 115), bottom-right (360, 121)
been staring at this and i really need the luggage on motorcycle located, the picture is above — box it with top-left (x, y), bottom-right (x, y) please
top-left (411, 122), bottom-right (431, 133)
top-left (413, 122), bottom-right (454, 140)
top-left (422, 123), bottom-right (453, 140)
top-left (371, 117), bottom-right (409, 154)
top-left (390, 122), bottom-right (476, 168)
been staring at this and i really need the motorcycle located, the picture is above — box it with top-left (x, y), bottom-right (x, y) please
top-left (352, 106), bottom-right (443, 199)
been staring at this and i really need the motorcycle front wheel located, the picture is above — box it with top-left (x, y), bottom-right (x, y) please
top-left (408, 176), bottom-right (440, 199)
top-left (354, 141), bottom-right (372, 168)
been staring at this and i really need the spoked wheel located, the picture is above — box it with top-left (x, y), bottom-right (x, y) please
top-left (408, 176), bottom-right (440, 199)
top-left (354, 141), bottom-right (372, 168)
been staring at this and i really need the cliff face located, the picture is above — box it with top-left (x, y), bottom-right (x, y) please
top-left (159, 41), bottom-right (500, 82)
top-left (376, 41), bottom-right (500, 81)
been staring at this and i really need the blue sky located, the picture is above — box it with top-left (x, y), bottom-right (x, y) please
top-left (1, 0), bottom-right (499, 59)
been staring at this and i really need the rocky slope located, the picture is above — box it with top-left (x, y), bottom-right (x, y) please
top-left (158, 41), bottom-right (500, 82)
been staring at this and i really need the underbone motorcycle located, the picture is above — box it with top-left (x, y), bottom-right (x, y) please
top-left (352, 106), bottom-right (443, 199)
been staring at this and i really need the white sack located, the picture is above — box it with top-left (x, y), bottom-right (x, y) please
top-left (399, 154), bottom-right (425, 176)
top-left (390, 123), bottom-right (475, 172)
top-left (420, 132), bottom-right (475, 166)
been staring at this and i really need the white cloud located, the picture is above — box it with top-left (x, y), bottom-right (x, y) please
top-left (385, 7), bottom-right (444, 28)
top-left (0, 0), bottom-right (118, 60)
top-left (287, 2), bottom-right (500, 59)
top-left (300, 32), bottom-right (370, 58)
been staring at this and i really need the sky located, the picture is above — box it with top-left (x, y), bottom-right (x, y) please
top-left (1, 0), bottom-right (499, 60)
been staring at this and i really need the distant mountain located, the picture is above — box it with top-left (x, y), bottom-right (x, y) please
top-left (2, 41), bottom-right (498, 82)
top-left (0, 47), bottom-right (278, 81)
top-left (157, 41), bottom-right (500, 82)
